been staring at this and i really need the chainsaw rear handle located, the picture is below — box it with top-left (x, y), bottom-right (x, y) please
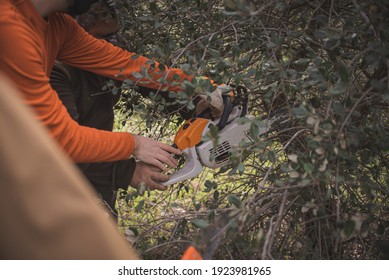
top-left (217, 85), bottom-right (248, 129)
top-left (236, 85), bottom-right (248, 117)
top-left (216, 94), bottom-right (233, 130)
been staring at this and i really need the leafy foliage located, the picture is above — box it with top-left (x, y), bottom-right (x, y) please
top-left (114, 0), bottom-right (389, 259)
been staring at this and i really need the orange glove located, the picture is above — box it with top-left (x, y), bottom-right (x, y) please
top-left (181, 246), bottom-right (203, 260)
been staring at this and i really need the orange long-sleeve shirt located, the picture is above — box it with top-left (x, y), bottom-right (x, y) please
top-left (0, 0), bottom-right (192, 163)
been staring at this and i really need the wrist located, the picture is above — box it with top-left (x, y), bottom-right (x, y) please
top-left (129, 162), bottom-right (139, 188)
top-left (132, 134), bottom-right (140, 155)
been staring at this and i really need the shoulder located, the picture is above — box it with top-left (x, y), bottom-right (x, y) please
top-left (48, 12), bottom-right (79, 35)
top-left (49, 12), bottom-right (76, 25)
top-left (0, 1), bottom-right (29, 28)
top-left (50, 12), bottom-right (98, 56)
top-left (0, 0), bottom-right (16, 17)
top-left (0, 8), bottom-right (41, 61)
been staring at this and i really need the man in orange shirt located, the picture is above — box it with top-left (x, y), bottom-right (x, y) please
top-left (0, 0), bottom-right (222, 182)
top-left (50, 0), bottom-right (202, 211)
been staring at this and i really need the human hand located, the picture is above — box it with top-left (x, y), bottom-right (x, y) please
top-left (132, 135), bottom-right (181, 171)
top-left (195, 85), bottom-right (233, 118)
top-left (130, 161), bottom-right (169, 191)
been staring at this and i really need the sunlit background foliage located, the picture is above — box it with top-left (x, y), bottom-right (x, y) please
top-left (111, 0), bottom-right (389, 259)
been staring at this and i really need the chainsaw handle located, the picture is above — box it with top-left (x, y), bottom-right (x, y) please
top-left (216, 94), bottom-right (233, 130)
top-left (161, 147), bottom-right (203, 186)
top-left (236, 85), bottom-right (248, 117)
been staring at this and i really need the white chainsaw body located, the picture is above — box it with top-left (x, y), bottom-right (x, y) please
top-left (162, 105), bottom-right (255, 186)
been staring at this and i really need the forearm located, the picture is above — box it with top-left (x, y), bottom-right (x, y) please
top-left (58, 18), bottom-right (194, 94)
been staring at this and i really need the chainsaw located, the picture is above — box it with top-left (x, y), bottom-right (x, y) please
top-left (161, 86), bottom-right (284, 186)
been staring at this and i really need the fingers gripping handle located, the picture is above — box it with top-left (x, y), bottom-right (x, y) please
top-left (161, 147), bottom-right (203, 186)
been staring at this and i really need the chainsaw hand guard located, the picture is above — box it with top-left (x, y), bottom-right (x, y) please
top-left (161, 147), bottom-right (203, 186)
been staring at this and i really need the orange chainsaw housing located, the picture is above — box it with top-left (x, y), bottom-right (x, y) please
top-left (174, 118), bottom-right (209, 151)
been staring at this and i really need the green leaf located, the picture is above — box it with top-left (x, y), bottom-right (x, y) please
top-left (231, 45), bottom-right (241, 58)
top-left (138, 16), bottom-right (151, 21)
top-left (204, 180), bottom-right (218, 192)
top-left (125, 192), bottom-right (138, 202)
top-left (158, 63), bottom-right (167, 71)
top-left (228, 218), bottom-right (239, 228)
top-left (207, 124), bottom-right (220, 144)
top-left (208, 210), bottom-right (215, 222)
top-left (191, 219), bottom-right (209, 228)
top-left (186, 100), bottom-right (195, 111)
top-left (292, 105), bottom-right (309, 118)
top-left (228, 194), bottom-right (242, 208)
top-left (145, 59), bottom-right (155, 65)
top-left (343, 220), bottom-right (356, 237)
top-left (209, 48), bottom-right (220, 58)
top-left (172, 73), bottom-right (180, 81)
top-left (337, 62), bottom-right (350, 82)
top-left (237, 162), bottom-right (245, 174)
top-left (168, 91), bottom-right (177, 98)
top-left (314, 29), bottom-right (327, 40)
top-left (250, 122), bottom-right (260, 138)
top-left (123, 79), bottom-right (133, 86)
top-left (266, 42), bottom-right (275, 49)
top-left (132, 72), bottom-right (143, 79)
top-left (213, 190), bottom-right (219, 201)
top-left (127, 227), bottom-right (139, 236)
top-left (330, 82), bottom-right (346, 96)
top-left (287, 69), bottom-right (298, 78)
top-left (303, 162), bottom-right (314, 174)
top-left (268, 150), bottom-right (276, 163)
top-left (135, 200), bottom-right (145, 213)
top-left (294, 58), bottom-right (310, 65)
